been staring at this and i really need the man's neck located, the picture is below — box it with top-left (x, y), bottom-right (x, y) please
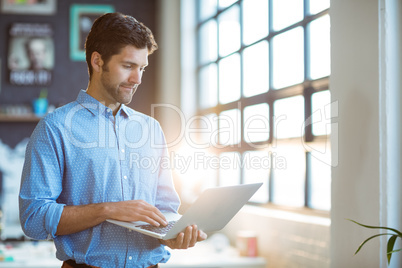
top-left (86, 84), bottom-right (121, 116)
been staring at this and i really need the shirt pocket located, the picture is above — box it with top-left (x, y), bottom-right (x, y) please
top-left (126, 149), bottom-right (160, 188)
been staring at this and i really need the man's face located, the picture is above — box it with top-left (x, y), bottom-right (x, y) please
top-left (99, 45), bottom-right (148, 107)
top-left (28, 39), bottom-right (47, 70)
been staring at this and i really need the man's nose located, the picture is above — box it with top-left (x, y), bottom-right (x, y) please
top-left (129, 69), bottom-right (142, 85)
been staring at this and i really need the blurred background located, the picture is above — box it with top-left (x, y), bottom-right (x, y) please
top-left (0, 0), bottom-right (401, 267)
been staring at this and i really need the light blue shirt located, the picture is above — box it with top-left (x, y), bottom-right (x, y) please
top-left (19, 90), bottom-right (180, 268)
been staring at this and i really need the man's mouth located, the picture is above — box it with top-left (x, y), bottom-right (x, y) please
top-left (120, 84), bottom-right (135, 91)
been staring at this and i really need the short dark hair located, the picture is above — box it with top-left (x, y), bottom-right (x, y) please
top-left (85, 12), bottom-right (158, 78)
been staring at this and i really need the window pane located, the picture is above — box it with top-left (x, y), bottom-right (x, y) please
top-left (219, 109), bottom-right (241, 145)
top-left (244, 103), bottom-right (269, 143)
top-left (201, 152), bottom-right (219, 190)
top-left (199, 64), bottom-right (218, 109)
top-left (242, 0), bottom-right (269, 45)
top-left (177, 148), bottom-right (218, 200)
top-left (219, 53), bottom-right (241, 104)
top-left (199, 0), bottom-right (217, 21)
top-left (272, 0), bottom-right (303, 31)
top-left (218, 5), bottom-right (240, 57)
top-left (243, 41), bottom-right (269, 97)
top-left (219, 0), bottom-right (238, 9)
top-left (272, 27), bottom-right (304, 89)
top-left (196, 113), bottom-right (218, 147)
top-left (199, 20), bottom-right (218, 65)
top-left (309, 144), bottom-right (331, 210)
top-left (312, 90), bottom-right (331, 136)
top-left (274, 96), bottom-right (305, 139)
top-left (309, 0), bottom-right (329, 15)
top-left (243, 151), bottom-right (270, 203)
top-left (219, 152), bottom-right (241, 186)
top-left (271, 142), bottom-right (305, 207)
top-left (309, 15), bottom-right (330, 79)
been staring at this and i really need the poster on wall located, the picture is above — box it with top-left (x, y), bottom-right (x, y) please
top-left (8, 23), bottom-right (54, 86)
top-left (1, 0), bottom-right (56, 15)
top-left (70, 4), bottom-right (115, 61)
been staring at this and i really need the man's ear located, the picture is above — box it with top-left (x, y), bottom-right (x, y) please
top-left (91, 51), bottom-right (103, 73)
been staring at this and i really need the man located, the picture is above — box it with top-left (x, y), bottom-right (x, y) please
top-left (19, 12), bottom-right (206, 268)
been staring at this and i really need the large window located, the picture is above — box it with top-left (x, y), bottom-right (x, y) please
top-left (196, 0), bottom-right (331, 210)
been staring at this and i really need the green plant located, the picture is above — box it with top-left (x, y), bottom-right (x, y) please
top-left (348, 219), bottom-right (402, 265)
top-left (39, 88), bottom-right (48, 99)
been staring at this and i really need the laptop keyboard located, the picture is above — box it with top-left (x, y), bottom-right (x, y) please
top-left (136, 221), bottom-right (177, 235)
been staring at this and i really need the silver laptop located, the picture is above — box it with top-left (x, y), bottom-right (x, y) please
top-left (106, 183), bottom-right (262, 240)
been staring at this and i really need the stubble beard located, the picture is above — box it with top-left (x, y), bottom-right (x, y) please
top-left (100, 71), bottom-right (138, 106)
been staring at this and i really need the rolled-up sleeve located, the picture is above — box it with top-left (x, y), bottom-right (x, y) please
top-left (19, 118), bottom-right (65, 240)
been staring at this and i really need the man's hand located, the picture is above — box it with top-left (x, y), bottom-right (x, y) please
top-left (106, 200), bottom-right (168, 227)
top-left (160, 225), bottom-right (207, 249)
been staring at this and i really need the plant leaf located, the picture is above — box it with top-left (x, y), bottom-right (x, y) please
top-left (387, 235), bottom-right (398, 264)
top-left (354, 233), bottom-right (394, 255)
top-left (388, 248), bottom-right (402, 254)
top-left (347, 219), bottom-right (402, 236)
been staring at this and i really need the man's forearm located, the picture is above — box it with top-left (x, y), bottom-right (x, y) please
top-left (56, 203), bottom-right (109, 236)
top-left (55, 200), bottom-right (168, 236)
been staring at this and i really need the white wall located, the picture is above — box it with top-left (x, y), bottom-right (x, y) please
top-left (330, 0), bottom-right (401, 267)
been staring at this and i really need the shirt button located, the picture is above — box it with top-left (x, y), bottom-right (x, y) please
top-left (121, 149), bottom-right (125, 153)
top-left (129, 256), bottom-right (132, 260)
top-left (123, 176), bottom-right (127, 180)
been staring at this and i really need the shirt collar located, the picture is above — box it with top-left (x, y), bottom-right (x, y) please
top-left (76, 89), bottom-right (133, 118)
top-left (119, 103), bottom-right (133, 118)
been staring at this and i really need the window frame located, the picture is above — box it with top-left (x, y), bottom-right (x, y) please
top-left (195, 0), bottom-right (330, 211)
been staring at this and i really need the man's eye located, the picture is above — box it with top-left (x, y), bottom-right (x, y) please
top-left (124, 65), bottom-right (132, 69)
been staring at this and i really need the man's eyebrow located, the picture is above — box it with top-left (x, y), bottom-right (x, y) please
top-left (122, 61), bottom-right (148, 67)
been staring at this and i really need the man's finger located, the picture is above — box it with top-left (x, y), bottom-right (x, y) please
top-left (147, 210), bottom-right (168, 226)
top-left (189, 225), bottom-right (198, 247)
top-left (150, 206), bottom-right (167, 223)
top-left (137, 203), bottom-right (167, 226)
top-left (182, 226), bottom-right (193, 248)
top-left (198, 230), bottom-right (208, 241)
top-left (176, 232), bottom-right (184, 248)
